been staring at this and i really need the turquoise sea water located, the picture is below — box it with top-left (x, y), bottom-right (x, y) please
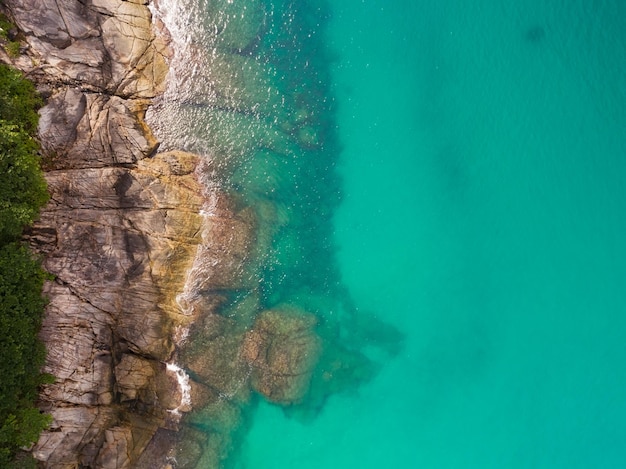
top-left (149, 0), bottom-right (626, 467)
top-left (240, 1), bottom-right (626, 468)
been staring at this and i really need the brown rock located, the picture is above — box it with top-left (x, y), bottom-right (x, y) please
top-left (96, 416), bottom-right (161, 469)
top-left (3, 0), bottom-right (348, 466)
top-left (242, 306), bottom-right (322, 405)
top-left (39, 89), bottom-right (158, 170)
top-left (28, 147), bottom-right (207, 465)
top-left (176, 191), bottom-right (261, 315)
top-left (8, 0), bottom-right (99, 49)
top-left (99, 1), bottom-right (168, 96)
top-left (96, 426), bottom-right (135, 469)
top-left (38, 283), bottom-right (114, 407)
top-left (114, 354), bottom-right (156, 403)
top-left (32, 405), bottom-right (117, 467)
top-left (6, 0), bottom-right (168, 97)
top-left (181, 315), bottom-right (251, 400)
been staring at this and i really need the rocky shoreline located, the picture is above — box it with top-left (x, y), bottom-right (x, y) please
top-left (1, 0), bottom-right (328, 466)
top-left (1, 1), bottom-right (401, 467)
top-left (2, 1), bottom-right (204, 466)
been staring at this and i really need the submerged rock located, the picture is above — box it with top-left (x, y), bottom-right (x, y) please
top-left (181, 314), bottom-right (251, 399)
top-left (1, 0), bottom-right (404, 466)
top-left (242, 306), bottom-right (322, 405)
top-left (173, 47), bottom-right (285, 116)
top-left (202, 0), bottom-right (267, 53)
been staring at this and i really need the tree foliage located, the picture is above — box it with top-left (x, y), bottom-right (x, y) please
top-left (0, 245), bottom-right (51, 465)
top-left (0, 64), bottom-right (47, 243)
top-left (0, 62), bottom-right (51, 464)
top-left (0, 63), bottom-right (41, 133)
top-left (0, 123), bottom-right (48, 243)
top-left (0, 12), bottom-right (22, 59)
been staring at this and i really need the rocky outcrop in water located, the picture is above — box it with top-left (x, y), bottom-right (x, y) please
top-left (2, 1), bottom-right (337, 466)
top-left (136, 1), bottom-right (403, 466)
top-left (2, 0), bottom-right (403, 467)
top-left (242, 306), bottom-right (321, 405)
top-left (29, 150), bottom-right (207, 468)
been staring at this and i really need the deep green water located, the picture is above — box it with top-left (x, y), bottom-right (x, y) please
top-left (239, 1), bottom-right (626, 468)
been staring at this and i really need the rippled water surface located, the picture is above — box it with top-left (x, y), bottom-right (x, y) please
top-left (150, 0), bottom-right (626, 467)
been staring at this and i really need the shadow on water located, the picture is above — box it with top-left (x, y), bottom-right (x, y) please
top-left (524, 24), bottom-right (546, 44)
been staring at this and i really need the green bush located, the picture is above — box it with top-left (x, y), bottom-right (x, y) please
top-left (0, 123), bottom-right (48, 243)
top-left (0, 62), bottom-right (51, 464)
top-left (0, 13), bottom-right (13, 40)
top-left (0, 244), bottom-right (51, 465)
top-left (0, 13), bottom-right (21, 59)
top-left (0, 63), bottom-right (42, 134)
top-left (0, 64), bottom-right (48, 244)
top-left (5, 40), bottom-right (20, 57)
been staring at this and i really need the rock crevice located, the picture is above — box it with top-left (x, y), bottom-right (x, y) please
top-left (2, 1), bottom-right (200, 467)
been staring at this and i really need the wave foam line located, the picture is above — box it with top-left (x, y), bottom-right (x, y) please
top-left (166, 362), bottom-right (192, 414)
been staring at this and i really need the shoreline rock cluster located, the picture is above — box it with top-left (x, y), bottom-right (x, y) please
top-left (2, 0), bottom-right (402, 467)
top-left (138, 1), bottom-right (398, 466)
top-left (2, 1), bottom-right (204, 467)
top-left (1, 0), bottom-right (336, 467)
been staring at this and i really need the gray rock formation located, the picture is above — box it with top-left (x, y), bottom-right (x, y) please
top-left (29, 148), bottom-right (207, 467)
top-left (38, 88), bottom-right (158, 169)
top-left (2, 1), bottom-right (203, 467)
top-left (8, 0), bottom-right (168, 97)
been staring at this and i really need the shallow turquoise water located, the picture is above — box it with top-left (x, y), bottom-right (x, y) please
top-left (240, 1), bottom-right (626, 468)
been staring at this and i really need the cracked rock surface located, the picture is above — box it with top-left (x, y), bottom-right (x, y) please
top-left (8, 0), bottom-right (168, 97)
top-left (28, 148), bottom-right (206, 467)
top-left (1, 0), bottom-right (382, 467)
top-left (1, 1), bottom-right (200, 467)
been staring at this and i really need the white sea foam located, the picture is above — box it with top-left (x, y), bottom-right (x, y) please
top-left (166, 362), bottom-right (192, 415)
top-left (148, 0), bottom-right (213, 153)
top-left (149, 0), bottom-right (225, 316)
top-left (172, 324), bottom-right (190, 346)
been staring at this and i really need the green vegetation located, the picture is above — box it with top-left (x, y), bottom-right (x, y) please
top-left (0, 13), bottom-right (21, 58)
top-left (0, 62), bottom-right (51, 465)
top-left (0, 14), bottom-right (14, 39)
top-left (0, 63), bottom-right (41, 134)
top-left (0, 244), bottom-right (52, 465)
top-left (0, 64), bottom-right (46, 244)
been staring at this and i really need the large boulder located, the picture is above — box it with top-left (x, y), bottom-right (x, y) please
top-left (38, 89), bottom-right (158, 169)
top-left (7, 0), bottom-right (168, 96)
top-left (7, 0), bottom-right (99, 49)
top-left (242, 306), bottom-right (322, 404)
top-left (180, 314), bottom-right (251, 400)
